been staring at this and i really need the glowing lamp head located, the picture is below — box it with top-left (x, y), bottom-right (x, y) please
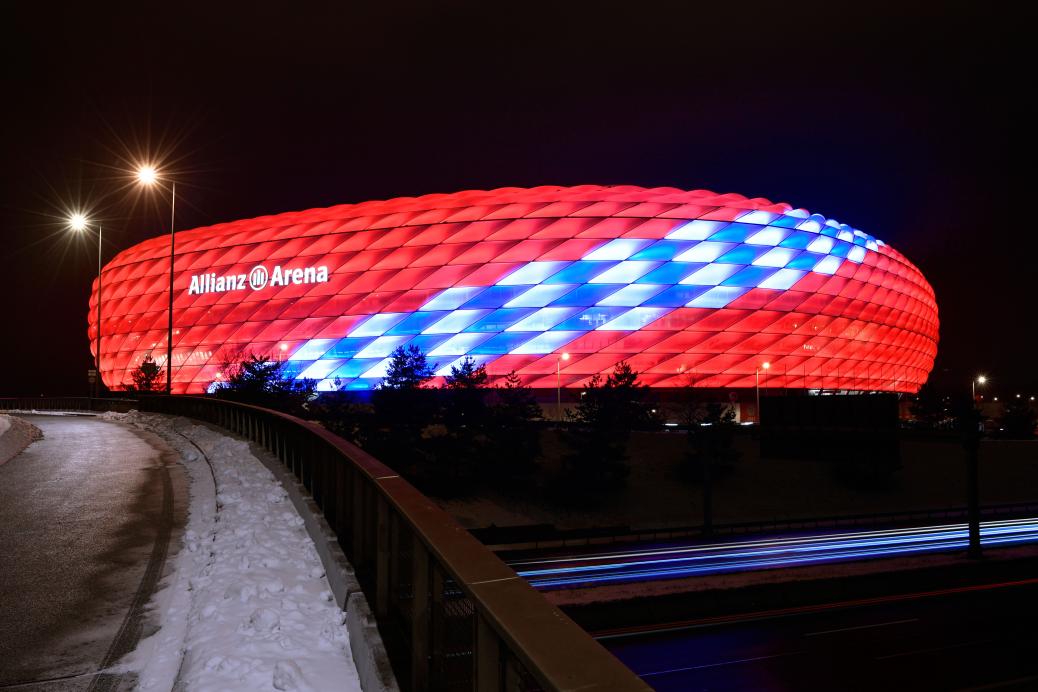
top-left (68, 213), bottom-right (88, 232)
top-left (136, 165), bottom-right (159, 186)
top-left (762, 361), bottom-right (771, 370)
top-left (977, 375), bottom-right (987, 385)
top-left (561, 352), bottom-right (570, 361)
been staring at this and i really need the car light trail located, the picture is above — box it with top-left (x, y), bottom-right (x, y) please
top-left (509, 518), bottom-right (1038, 589)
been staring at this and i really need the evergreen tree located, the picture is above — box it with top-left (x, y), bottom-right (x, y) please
top-left (214, 351), bottom-right (316, 413)
top-left (369, 345), bottom-right (438, 473)
top-left (486, 371), bottom-right (542, 483)
top-left (431, 357), bottom-right (491, 490)
top-left (684, 401), bottom-right (740, 534)
top-left (129, 353), bottom-right (162, 392)
top-left (443, 356), bottom-right (489, 429)
top-left (1001, 398), bottom-right (1037, 439)
top-left (563, 361), bottom-right (651, 494)
top-left (381, 344), bottom-right (435, 389)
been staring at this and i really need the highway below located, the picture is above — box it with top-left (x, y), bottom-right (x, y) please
top-left (508, 518), bottom-right (1038, 590)
top-left (601, 577), bottom-right (1038, 691)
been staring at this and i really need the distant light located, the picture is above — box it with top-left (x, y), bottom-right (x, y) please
top-left (561, 352), bottom-right (570, 361)
top-left (69, 213), bottom-right (88, 231)
top-left (762, 361), bottom-right (771, 370)
top-left (1017, 394), bottom-right (1022, 399)
top-left (994, 397), bottom-right (999, 401)
top-left (136, 165), bottom-right (159, 185)
top-left (279, 343), bottom-right (288, 351)
top-left (664, 422), bottom-right (678, 427)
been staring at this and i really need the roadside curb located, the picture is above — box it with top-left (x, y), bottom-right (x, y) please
top-left (0, 414), bottom-right (44, 466)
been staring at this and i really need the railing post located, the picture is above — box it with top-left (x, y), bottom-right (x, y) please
top-left (335, 459), bottom-right (349, 540)
top-left (430, 564), bottom-right (446, 690)
top-left (352, 472), bottom-right (365, 568)
top-left (376, 495), bottom-right (390, 619)
top-left (474, 614), bottom-right (502, 692)
top-left (411, 542), bottom-right (430, 692)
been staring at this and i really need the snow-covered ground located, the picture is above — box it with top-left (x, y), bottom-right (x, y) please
top-left (0, 413), bottom-right (43, 466)
top-left (104, 411), bottom-right (362, 692)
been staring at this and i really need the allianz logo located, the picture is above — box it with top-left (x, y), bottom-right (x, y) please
top-left (188, 264), bottom-right (330, 295)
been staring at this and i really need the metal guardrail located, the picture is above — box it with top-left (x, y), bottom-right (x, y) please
top-left (0, 396), bottom-right (140, 413)
top-left (481, 502), bottom-right (1038, 552)
top-left (107, 396), bottom-right (645, 692)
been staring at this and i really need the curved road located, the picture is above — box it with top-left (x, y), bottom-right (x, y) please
top-left (0, 414), bottom-right (186, 691)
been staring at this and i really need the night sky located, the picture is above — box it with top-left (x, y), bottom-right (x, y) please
top-left (0, 2), bottom-right (1028, 397)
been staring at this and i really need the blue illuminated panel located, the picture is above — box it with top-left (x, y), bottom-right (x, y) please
top-left (285, 209), bottom-right (881, 390)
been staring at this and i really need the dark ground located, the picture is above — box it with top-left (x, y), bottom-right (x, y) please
top-left (440, 430), bottom-right (1038, 531)
top-left (604, 565), bottom-right (1038, 691)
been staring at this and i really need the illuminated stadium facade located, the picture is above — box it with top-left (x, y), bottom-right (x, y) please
top-left (87, 186), bottom-right (939, 395)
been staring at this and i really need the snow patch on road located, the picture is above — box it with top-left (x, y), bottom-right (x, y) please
top-left (104, 411), bottom-right (361, 692)
top-left (0, 414), bottom-right (43, 466)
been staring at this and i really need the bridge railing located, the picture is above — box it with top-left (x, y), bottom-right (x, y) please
top-left (127, 395), bottom-right (647, 692)
top-left (0, 396), bottom-right (139, 413)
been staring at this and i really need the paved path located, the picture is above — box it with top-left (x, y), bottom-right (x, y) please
top-left (0, 415), bottom-right (186, 691)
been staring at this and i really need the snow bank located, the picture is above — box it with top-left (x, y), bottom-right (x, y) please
top-left (105, 411), bottom-right (361, 692)
top-left (0, 414), bottom-right (43, 466)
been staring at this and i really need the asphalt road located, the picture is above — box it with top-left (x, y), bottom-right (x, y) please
top-left (604, 577), bottom-right (1038, 691)
top-left (0, 414), bottom-right (186, 691)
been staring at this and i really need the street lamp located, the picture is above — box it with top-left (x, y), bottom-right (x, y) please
top-left (69, 213), bottom-right (103, 393)
top-left (557, 352), bottom-right (570, 422)
top-left (966, 374), bottom-right (987, 560)
top-left (136, 165), bottom-right (176, 393)
top-left (972, 375), bottom-right (987, 401)
top-left (755, 361), bottom-right (770, 424)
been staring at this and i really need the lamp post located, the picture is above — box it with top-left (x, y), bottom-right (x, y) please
top-left (972, 375), bottom-right (987, 402)
top-left (69, 213), bottom-right (103, 394)
top-left (136, 166), bottom-right (176, 394)
top-left (557, 352), bottom-right (570, 422)
top-left (965, 374), bottom-right (987, 559)
top-left (755, 361), bottom-right (770, 424)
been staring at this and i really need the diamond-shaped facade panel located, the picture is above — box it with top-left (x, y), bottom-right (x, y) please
top-left (88, 186), bottom-right (939, 394)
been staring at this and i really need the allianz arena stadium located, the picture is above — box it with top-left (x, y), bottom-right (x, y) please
top-left (87, 185), bottom-right (939, 395)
